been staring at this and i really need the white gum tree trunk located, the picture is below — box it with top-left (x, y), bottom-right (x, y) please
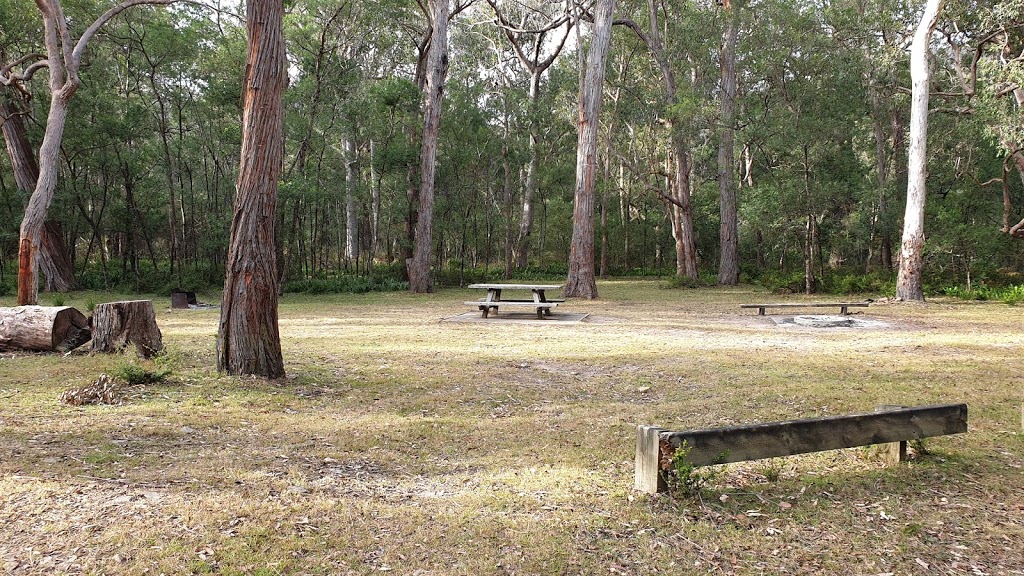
top-left (896, 0), bottom-right (944, 301)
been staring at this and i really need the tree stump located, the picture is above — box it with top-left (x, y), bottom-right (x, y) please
top-left (0, 306), bottom-right (91, 352)
top-left (91, 300), bottom-right (163, 358)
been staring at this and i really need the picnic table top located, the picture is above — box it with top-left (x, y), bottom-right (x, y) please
top-left (467, 283), bottom-right (564, 290)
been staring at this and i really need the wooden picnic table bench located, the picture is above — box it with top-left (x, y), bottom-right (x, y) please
top-left (465, 283), bottom-right (564, 319)
top-left (741, 302), bottom-right (870, 316)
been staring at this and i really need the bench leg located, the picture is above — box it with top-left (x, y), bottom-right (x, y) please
top-left (841, 306), bottom-right (849, 315)
top-left (758, 307), bottom-right (765, 316)
top-left (536, 308), bottom-right (544, 320)
top-left (880, 440), bottom-right (908, 465)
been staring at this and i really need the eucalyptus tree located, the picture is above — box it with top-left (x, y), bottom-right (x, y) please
top-left (0, 0), bottom-right (186, 304)
top-left (611, 0), bottom-right (716, 281)
top-left (740, 0), bottom-right (868, 291)
top-left (407, 0), bottom-right (450, 293)
top-left (896, 0), bottom-right (944, 301)
top-left (716, 0), bottom-right (740, 285)
top-left (487, 0), bottom-right (572, 269)
top-left (217, 0), bottom-right (286, 378)
top-left (565, 0), bottom-right (615, 298)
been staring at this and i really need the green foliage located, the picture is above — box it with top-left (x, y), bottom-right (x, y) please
top-left (662, 275), bottom-right (709, 289)
top-left (113, 360), bottom-right (171, 386)
top-left (667, 442), bottom-right (724, 497)
top-left (821, 271), bottom-right (895, 295)
top-left (941, 284), bottom-right (1024, 305)
top-left (283, 275), bottom-right (408, 295)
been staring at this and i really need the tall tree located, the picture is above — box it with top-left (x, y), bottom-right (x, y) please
top-left (217, 0), bottom-right (286, 378)
top-left (896, 0), bottom-right (944, 301)
top-left (0, 0), bottom-right (175, 305)
top-left (565, 0), bottom-right (615, 299)
top-left (716, 0), bottom-right (740, 285)
top-left (488, 0), bottom-right (572, 269)
top-left (0, 85), bottom-right (76, 292)
top-left (615, 0), bottom-right (698, 280)
top-left (407, 0), bottom-right (449, 293)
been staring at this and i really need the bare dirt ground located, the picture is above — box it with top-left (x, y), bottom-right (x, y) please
top-left (1, 281), bottom-right (1022, 575)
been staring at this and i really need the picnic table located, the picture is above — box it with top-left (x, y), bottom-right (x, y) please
top-left (465, 283), bottom-right (564, 319)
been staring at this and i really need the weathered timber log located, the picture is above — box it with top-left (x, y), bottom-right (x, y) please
top-left (635, 403), bottom-right (968, 493)
top-left (91, 300), bottom-right (163, 358)
top-left (0, 305), bottom-right (91, 352)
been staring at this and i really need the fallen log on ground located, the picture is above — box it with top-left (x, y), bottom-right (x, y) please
top-left (0, 306), bottom-right (91, 352)
top-left (91, 300), bottom-right (163, 358)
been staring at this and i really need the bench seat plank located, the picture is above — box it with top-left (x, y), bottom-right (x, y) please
top-left (740, 303), bottom-right (870, 309)
top-left (741, 302), bottom-right (870, 315)
top-left (664, 403), bottom-right (967, 467)
top-left (463, 301), bottom-right (559, 308)
top-left (635, 403), bottom-right (968, 493)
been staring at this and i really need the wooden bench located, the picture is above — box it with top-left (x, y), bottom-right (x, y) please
top-left (741, 302), bottom-right (870, 315)
top-left (463, 300), bottom-right (559, 319)
top-left (634, 403), bottom-right (968, 493)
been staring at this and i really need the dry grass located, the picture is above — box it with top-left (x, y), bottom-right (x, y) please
top-left (1, 281), bottom-right (1022, 575)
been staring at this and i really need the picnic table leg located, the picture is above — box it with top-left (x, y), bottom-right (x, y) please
top-left (841, 305), bottom-right (849, 315)
top-left (758, 307), bottom-right (765, 316)
top-left (534, 289), bottom-right (553, 317)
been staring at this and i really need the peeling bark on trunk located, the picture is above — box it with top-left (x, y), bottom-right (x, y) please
top-left (897, 0), bottom-right (944, 302)
top-left (407, 0), bottom-right (449, 294)
top-left (565, 0), bottom-right (615, 299)
top-left (217, 0), bottom-right (286, 378)
top-left (1, 91), bottom-right (76, 293)
top-left (5, 0), bottom-right (178, 304)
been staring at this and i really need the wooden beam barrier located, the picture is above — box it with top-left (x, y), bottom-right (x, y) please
top-left (635, 403), bottom-right (968, 494)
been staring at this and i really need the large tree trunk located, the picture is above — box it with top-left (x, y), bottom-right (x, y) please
top-left (91, 300), bottom-right (162, 358)
top-left (0, 305), bottom-right (90, 352)
top-left (19, 94), bottom-right (69, 305)
top-left (565, 0), bottom-right (615, 299)
top-left (344, 137), bottom-right (358, 269)
top-left (619, 2), bottom-right (697, 280)
top-left (1, 91), bottom-right (76, 293)
top-left (716, 4), bottom-right (740, 285)
top-left (369, 139), bottom-right (381, 265)
top-left (896, 0), bottom-right (944, 302)
top-left (516, 70), bottom-right (543, 269)
top-left (217, 0), bottom-right (286, 378)
top-left (407, 0), bottom-right (449, 293)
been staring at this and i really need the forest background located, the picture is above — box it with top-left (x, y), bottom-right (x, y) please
top-left (1, 0), bottom-right (1022, 299)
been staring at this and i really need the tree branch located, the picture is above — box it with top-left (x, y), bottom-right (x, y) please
top-left (71, 0), bottom-right (178, 73)
top-left (0, 53), bottom-right (48, 83)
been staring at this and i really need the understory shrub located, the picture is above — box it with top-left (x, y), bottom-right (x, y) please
top-left (283, 276), bottom-right (408, 294)
top-left (941, 284), bottom-right (1024, 304)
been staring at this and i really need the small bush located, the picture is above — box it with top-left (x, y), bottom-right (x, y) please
top-left (942, 283), bottom-right (1024, 305)
top-left (283, 275), bottom-right (408, 294)
top-left (667, 442), bottom-right (724, 496)
top-left (662, 275), bottom-right (706, 289)
top-left (112, 360), bottom-right (170, 386)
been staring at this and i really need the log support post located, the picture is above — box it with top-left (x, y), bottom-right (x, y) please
top-left (635, 425), bottom-right (666, 494)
